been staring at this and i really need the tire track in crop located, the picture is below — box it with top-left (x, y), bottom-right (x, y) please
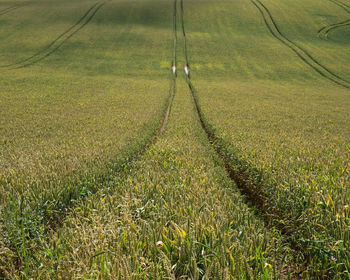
top-left (47, 0), bottom-right (177, 229)
top-left (0, 5), bottom-right (21, 16)
top-left (153, 1), bottom-right (178, 144)
top-left (251, 0), bottom-right (350, 89)
top-left (179, 1), bottom-right (304, 276)
top-left (179, 0), bottom-right (268, 219)
top-left (318, 19), bottom-right (350, 38)
top-left (318, 0), bottom-right (350, 38)
top-left (0, 1), bottom-right (178, 275)
top-left (330, 0), bottom-right (350, 12)
top-left (0, 2), bottom-right (105, 69)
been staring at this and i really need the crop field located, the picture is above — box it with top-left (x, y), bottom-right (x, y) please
top-left (0, 0), bottom-right (349, 279)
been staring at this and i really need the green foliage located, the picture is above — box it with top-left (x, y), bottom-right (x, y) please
top-left (1, 0), bottom-right (349, 278)
top-left (185, 0), bottom-right (350, 277)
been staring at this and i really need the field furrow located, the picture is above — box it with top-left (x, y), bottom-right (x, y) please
top-left (318, 0), bottom-right (350, 39)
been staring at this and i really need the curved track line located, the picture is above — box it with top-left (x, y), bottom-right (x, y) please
top-left (46, 0), bottom-right (176, 229)
top-left (1, 2), bottom-right (100, 68)
top-left (1, 2), bottom-right (105, 69)
top-left (318, 0), bottom-right (350, 38)
top-left (0, 5), bottom-right (20, 16)
top-left (179, 1), bottom-right (300, 275)
top-left (318, 20), bottom-right (350, 38)
top-left (251, 0), bottom-right (350, 89)
top-left (330, 0), bottom-right (350, 12)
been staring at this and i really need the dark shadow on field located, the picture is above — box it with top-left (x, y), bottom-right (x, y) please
top-left (331, 26), bottom-right (350, 44)
top-left (92, 0), bottom-right (172, 28)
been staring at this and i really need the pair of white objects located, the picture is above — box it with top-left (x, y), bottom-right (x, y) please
top-left (172, 64), bottom-right (189, 75)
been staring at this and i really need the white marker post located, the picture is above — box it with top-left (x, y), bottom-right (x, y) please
top-left (172, 64), bottom-right (176, 75)
top-left (184, 64), bottom-right (189, 76)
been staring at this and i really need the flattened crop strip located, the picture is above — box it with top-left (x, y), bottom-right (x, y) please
top-left (0, 2), bottom-right (106, 69)
top-left (251, 0), bottom-right (350, 89)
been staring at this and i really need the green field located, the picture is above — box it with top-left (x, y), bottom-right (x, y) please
top-left (0, 0), bottom-right (349, 278)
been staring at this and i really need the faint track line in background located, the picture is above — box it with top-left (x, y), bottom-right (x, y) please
top-left (318, 0), bottom-right (350, 38)
top-left (0, 2), bottom-right (105, 69)
top-left (330, 0), bottom-right (350, 12)
top-left (318, 19), bottom-right (350, 38)
top-left (179, 0), bottom-right (269, 229)
top-left (0, 5), bottom-right (21, 16)
top-left (40, 0), bottom-right (176, 230)
top-left (153, 0), bottom-right (178, 144)
top-left (251, 0), bottom-right (350, 89)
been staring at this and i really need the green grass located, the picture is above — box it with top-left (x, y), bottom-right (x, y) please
top-left (5, 78), bottom-right (291, 279)
top-left (184, 0), bottom-right (350, 277)
top-left (0, 0), bottom-right (173, 273)
top-left (1, 0), bottom-right (349, 278)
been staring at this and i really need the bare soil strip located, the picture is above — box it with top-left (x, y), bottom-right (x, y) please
top-left (251, 0), bottom-right (350, 89)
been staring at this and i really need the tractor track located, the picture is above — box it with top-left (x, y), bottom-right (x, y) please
top-left (318, 0), bottom-right (350, 38)
top-left (330, 0), bottom-right (350, 12)
top-left (1, 2), bottom-right (105, 69)
top-left (0, 5), bottom-right (20, 16)
top-left (46, 0), bottom-right (176, 230)
top-left (154, 1), bottom-right (177, 145)
top-left (180, 0), bottom-right (269, 224)
top-left (178, 0), bottom-right (306, 277)
top-left (318, 19), bottom-right (350, 38)
top-left (251, 0), bottom-right (350, 89)
top-left (2, 0), bottom-right (173, 275)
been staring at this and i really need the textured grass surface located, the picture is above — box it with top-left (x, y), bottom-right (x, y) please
top-left (1, 0), bottom-right (349, 278)
top-left (0, 0), bottom-right (173, 274)
top-left (4, 78), bottom-right (291, 279)
top-left (185, 0), bottom-right (350, 277)
top-left (0, 0), bottom-right (172, 205)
